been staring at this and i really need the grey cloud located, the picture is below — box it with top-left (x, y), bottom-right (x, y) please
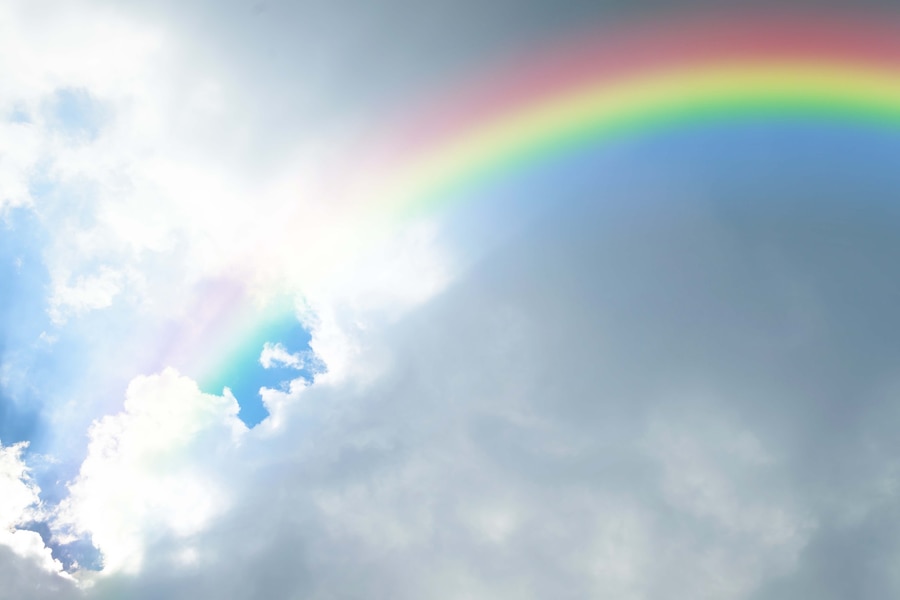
top-left (0, 545), bottom-right (78, 600)
top-left (68, 129), bottom-right (900, 598)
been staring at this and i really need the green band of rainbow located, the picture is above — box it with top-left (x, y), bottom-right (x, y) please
top-left (339, 14), bottom-right (900, 222)
top-left (385, 62), bottom-right (900, 218)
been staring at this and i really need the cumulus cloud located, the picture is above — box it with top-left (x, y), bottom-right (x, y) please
top-left (54, 369), bottom-right (245, 574)
top-left (259, 342), bottom-right (304, 370)
top-left (47, 266), bottom-right (125, 324)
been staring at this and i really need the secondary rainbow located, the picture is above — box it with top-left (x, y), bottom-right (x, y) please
top-left (179, 12), bottom-right (900, 407)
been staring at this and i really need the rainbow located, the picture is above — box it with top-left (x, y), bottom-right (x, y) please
top-left (356, 12), bottom-right (900, 219)
top-left (175, 11), bottom-right (900, 413)
top-left (145, 278), bottom-right (306, 424)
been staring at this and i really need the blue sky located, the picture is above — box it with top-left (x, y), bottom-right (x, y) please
top-left (6, 2), bottom-right (900, 599)
top-left (0, 209), bottom-right (52, 446)
top-left (196, 316), bottom-right (319, 427)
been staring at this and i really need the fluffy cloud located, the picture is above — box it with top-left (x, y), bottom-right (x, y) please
top-left (54, 369), bottom-right (245, 574)
top-left (259, 343), bottom-right (305, 370)
top-left (47, 266), bottom-right (126, 325)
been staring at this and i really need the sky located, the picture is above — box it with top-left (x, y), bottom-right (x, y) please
top-left (5, 1), bottom-right (900, 598)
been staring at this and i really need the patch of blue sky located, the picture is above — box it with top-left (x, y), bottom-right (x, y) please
top-left (199, 314), bottom-right (322, 428)
top-left (11, 289), bottom-right (201, 572)
top-left (29, 157), bottom-right (106, 233)
top-left (20, 518), bottom-right (103, 572)
top-left (46, 87), bottom-right (106, 142)
top-left (0, 201), bottom-right (143, 508)
top-left (7, 104), bottom-right (31, 124)
top-left (0, 208), bottom-right (54, 445)
top-left (0, 208), bottom-right (94, 570)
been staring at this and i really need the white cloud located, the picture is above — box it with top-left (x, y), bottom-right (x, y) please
top-left (259, 342), bottom-right (304, 370)
top-left (48, 266), bottom-right (125, 324)
top-left (0, 119), bottom-right (41, 212)
top-left (54, 369), bottom-right (246, 574)
top-left (0, 0), bottom-right (464, 351)
top-left (0, 442), bottom-right (39, 530)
